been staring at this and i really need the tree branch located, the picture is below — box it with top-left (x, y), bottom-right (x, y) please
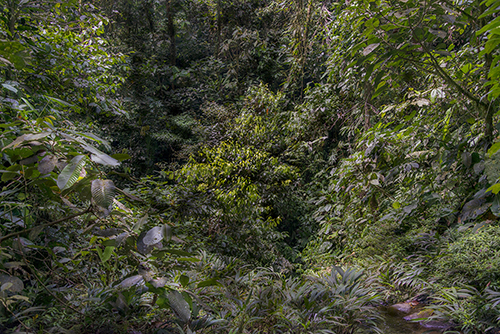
top-left (0, 207), bottom-right (92, 243)
top-left (423, 45), bottom-right (487, 108)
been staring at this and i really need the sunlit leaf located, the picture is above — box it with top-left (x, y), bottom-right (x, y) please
top-left (91, 179), bottom-right (116, 209)
top-left (363, 43), bottom-right (380, 56)
top-left (57, 155), bottom-right (86, 190)
top-left (96, 246), bottom-right (115, 263)
top-left (82, 144), bottom-right (120, 166)
top-left (2, 132), bottom-right (51, 151)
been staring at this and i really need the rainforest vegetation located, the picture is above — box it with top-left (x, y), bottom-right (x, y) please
top-left (2, 0), bottom-right (500, 333)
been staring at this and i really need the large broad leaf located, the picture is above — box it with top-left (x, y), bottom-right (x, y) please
top-left (91, 179), bottom-right (116, 209)
top-left (137, 229), bottom-right (163, 255)
top-left (149, 277), bottom-right (168, 288)
top-left (82, 144), bottom-right (120, 167)
top-left (118, 275), bottom-right (144, 288)
top-left (92, 227), bottom-right (123, 237)
top-left (0, 40), bottom-right (31, 69)
top-left (459, 197), bottom-right (491, 223)
top-left (197, 278), bottom-right (220, 288)
top-left (168, 290), bottom-right (191, 323)
top-left (363, 43), bottom-right (380, 56)
top-left (111, 153), bottom-right (131, 161)
top-left (143, 226), bottom-right (163, 245)
top-left (485, 152), bottom-right (500, 184)
top-left (2, 132), bottom-right (51, 151)
top-left (96, 246), bottom-right (115, 263)
top-left (0, 274), bottom-right (24, 293)
top-left (57, 155), bottom-right (86, 190)
top-left (488, 142), bottom-right (500, 157)
top-left (38, 155), bottom-right (57, 174)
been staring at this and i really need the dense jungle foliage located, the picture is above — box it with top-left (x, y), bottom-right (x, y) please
top-left (2, 0), bottom-right (500, 333)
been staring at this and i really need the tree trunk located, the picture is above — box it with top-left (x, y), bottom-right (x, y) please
top-left (216, 0), bottom-right (221, 58)
top-left (166, 0), bottom-right (176, 66)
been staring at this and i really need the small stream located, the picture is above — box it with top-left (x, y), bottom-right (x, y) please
top-left (379, 307), bottom-right (443, 334)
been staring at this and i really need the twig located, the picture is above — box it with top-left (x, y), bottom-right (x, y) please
top-left (20, 248), bottom-right (83, 315)
top-left (0, 207), bottom-right (92, 243)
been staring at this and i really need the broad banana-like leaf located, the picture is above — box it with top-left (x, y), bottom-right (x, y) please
top-left (57, 155), bottom-right (86, 190)
top-left (168, 290), bottom-right (191, 323)
top-left (91, 179), bottom-right (116, 209)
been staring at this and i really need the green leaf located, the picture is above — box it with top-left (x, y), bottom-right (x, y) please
top-left (57, 155), bottom-right (86, 190)
top-left (0, 40), bottom-right (30, 69)
top-left (0, 274), bottom-right (24, 292)
top-left (392, 201), bottom-right (401, 209)
top-left (132, 214), bottom-right (148, 232)
top-left (162, 224), bottom-right (172, 242)
top-left (38, 155), bottom-right (57, 174)
top-left (97, 246), bottom-right (115, 263)
top-left (487, 183), bottom-right (500, 194)
top-left (177, 257), bottom-right (200, 262)
top-left (143, 226), bottom-right (163, 245)
top-left (90, 153), bottom-right (120, 167)
top-left (82, 144), bottom-right (120, 167)
top-left (167, 290), bottom-right (191, 323)
top-left (91, 179), bottom-right (116, 209)
top-left (137, 229), bottom-right (162, 255)
top-left (179, 275), bottom-right (189, 287)
top-left (197, 278), bottom-right (220, 288)
top-left (118, 275), bottom-right (144, 288)
top-left (2, 83), bottom-right (18, 93)
top-left (488, 142), bottom-right (500, 157)
top-left (2, 132), bottom-right (51, 151)
top-left (156, 295), bottom-right (169, 309)
top-left (491, 194), bottom-right (500, 216)
top-left (1, 169), bottom-right (19, 182)
top-left (111, 153), bottom-right (131, 161)
top-left (44, 96), bottom-right (73, 107)
top-left (363, 43), bottom-right (380, 56)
